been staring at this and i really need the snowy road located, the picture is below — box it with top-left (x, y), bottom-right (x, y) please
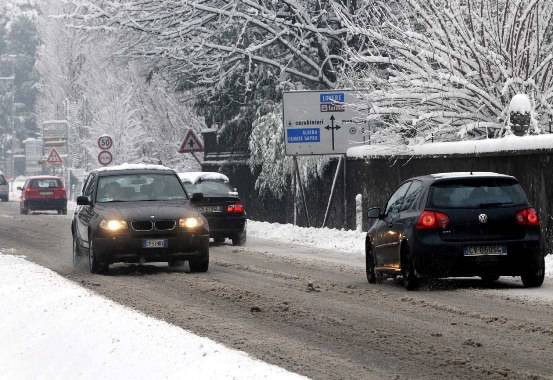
top-left (1, 201), bottom-right (553, 380)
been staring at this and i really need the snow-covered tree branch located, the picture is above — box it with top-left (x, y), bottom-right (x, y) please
top-left (338, 0), bottom-right (553, 141)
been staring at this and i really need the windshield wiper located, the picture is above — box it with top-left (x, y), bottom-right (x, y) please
top-left (479, 202), bottom-right (513, 208)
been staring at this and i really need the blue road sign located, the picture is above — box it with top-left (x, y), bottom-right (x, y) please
top-left (287, 128), bottom-right (321, 143)
top-left (320, 93), bottom-right (345, 104)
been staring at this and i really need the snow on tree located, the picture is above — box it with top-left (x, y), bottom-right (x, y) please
top-left (36, 0), bottom-right (204, 170)
top-left (336, 0), bottom-right (553, 143)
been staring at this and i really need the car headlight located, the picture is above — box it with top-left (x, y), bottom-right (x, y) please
top-left (99, 219), bottom-right (128, 232)
top-left (179, 217), bottom-right (203, 229)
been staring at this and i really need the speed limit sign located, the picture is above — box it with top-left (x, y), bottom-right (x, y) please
top-left (97, 135), bottom-right (113, 150)
top-left (98, 150), bottom-right (113, 166)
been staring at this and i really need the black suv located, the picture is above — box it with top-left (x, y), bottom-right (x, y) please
top-left (71, 164), bottom-right (210, 274)
top-left (365, 172), bottom-right (545, 290)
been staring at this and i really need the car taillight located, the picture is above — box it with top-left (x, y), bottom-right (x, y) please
top-left (416, 210), bottom-right (449, 230)
top-left (54, 188), bottom-right (66, 199)
top-left (227, 202), bottom-right (245, 215)
top-left (515, 208), bottom-right (540, 226)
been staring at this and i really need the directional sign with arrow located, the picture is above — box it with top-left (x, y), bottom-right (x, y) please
top-left (283, 90), bottom-right (368, 156)
top-left (178, 129), bottom-right (204, 153)
top-left (324, 115), bottom-right (341, 151)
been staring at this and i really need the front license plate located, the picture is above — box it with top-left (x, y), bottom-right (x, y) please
top-left (142, 239), bottom-right (168, 249)
top-left (464, 245), bottom-right (507, 257)
top-left (198, 206), bottom-right (222, 213)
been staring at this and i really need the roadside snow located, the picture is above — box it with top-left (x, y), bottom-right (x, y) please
top-left (0, 253), bottom-right (307, 380)
top-left (248, 220), bottom-right (365, 256)
top-left (247, 221), bottom-right (553, 279)
top-left (347, 134), bottom-right (553, 158)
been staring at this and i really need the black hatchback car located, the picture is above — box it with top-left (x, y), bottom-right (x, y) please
top-left (178, 172), bottom-right (247, 246)
top-left (365, 172), bottom-right (545, 290)
top-left (71, 164), bottom-right (210, 274)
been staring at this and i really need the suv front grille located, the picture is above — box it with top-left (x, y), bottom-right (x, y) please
top-left (155, 220), bottom-right (176, 231)
top-left (132, 221), bottom-right (153, 231)
top-left (131, 220), bottom-right (176, 231)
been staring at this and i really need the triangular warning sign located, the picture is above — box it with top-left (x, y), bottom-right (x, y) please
top-left (46, 148), bottom-right (63, 165)
top-left (178, 129), bottom-right (204, 153)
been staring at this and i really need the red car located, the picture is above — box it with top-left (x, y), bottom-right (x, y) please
top-left (19, 176), bottom-right (67, 215)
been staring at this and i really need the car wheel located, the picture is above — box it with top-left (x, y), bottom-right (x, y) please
top-left (62, 208), bottom-right (67, 215)
top-left (480, 274), bottom-right (500, 284)
top-left (521, 256), bottom-right (545, 288)
top-left (20, 207), bottom-right (28, 215)
top-left (231, 229), bottom-right (247, 246)
top-left (57, 209), bottom-right (62, 215)
top-left (72, 236), bottom-right (82, 268)
top-left (365, 246), bottom-right (377, 284)
top-left (401, 246), bottom-right (419, 291)
top-left (89, 239), bottom-right (108, 274)
top-left (189, 241), bottom-right (209, 273)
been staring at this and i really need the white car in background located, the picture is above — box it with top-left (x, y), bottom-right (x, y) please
top-left (0, 172), bottom-right (8, 202)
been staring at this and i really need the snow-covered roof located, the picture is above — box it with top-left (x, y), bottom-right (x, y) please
top-left (178, 172), bottom-right (229, 184)
top-left (430, 172), bottom-right (513, 179)
top-left (93, 163), bottom-right (174, 173)
top-left (347, 134), bottom-right (553, 159)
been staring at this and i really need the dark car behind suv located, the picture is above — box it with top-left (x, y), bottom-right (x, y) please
top-left (365, 172), bottom-right (545, 290)
top-left (179, 172), bottom-right (247, 246)
top-left (71, 164), bottom-right (210, 274)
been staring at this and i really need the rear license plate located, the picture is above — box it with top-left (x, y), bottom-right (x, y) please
top-left (40, 192), bottom-right (53, 196)
top-left (142, 239), bottom-right (168, 249)
top-left (198, 205), bottom-right (222, 213)
top-left (464, 245), bottom-right (507, 257)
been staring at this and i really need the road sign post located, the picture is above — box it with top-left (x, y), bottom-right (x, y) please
top-left (283, 90), bottom-right (367, 228)
top-left (97, 135), bottom-right (113, 166)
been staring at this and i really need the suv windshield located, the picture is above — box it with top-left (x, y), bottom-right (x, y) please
top-left (183, 180), bottom-right (237, 197)
top-left (0, 175), bottom-right (6, 186)
top-left (96, 173), bottom-right (187, 203)
top-left (429, 178), bottom-right (528, 209)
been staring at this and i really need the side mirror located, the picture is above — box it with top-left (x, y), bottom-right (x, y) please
top-left (191, 192), bottom-right (204, 202)
top-left (17, 187), bottom-right (23, 191)
top-left (367, 207), bottom-right (381, 219)
top-left (77, 195), bottom-right (91, 206)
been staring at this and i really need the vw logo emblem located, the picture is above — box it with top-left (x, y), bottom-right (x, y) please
top-left (478, 213), bottom-right (488, 224)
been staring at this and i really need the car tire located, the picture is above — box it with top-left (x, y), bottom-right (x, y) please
top-left (89, 239), bottom-right (108, 274)
top-left (189, 241), bottom-right (209, 273)
top-left (401, 245), bottom-right (419, 291)
top-left (62, 208), bottom-right (67, 215)
top-left (231, 229), bottom-right (247, 246)
top-left (72, 236), bottom-right (82, 268)
top-left (366, 246), bottom-right (377, 284)
top-left (521, 256), bottom-right (545, 288)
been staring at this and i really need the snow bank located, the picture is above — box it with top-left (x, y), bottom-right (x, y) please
top-left (0, 253), bottom-right (306, 380)
top-left (347, 134), bottom-right (553, 159)
top-left (248, 220), bottom-right (365, 256)
top-left (248, 221), bottom-right (553, 278)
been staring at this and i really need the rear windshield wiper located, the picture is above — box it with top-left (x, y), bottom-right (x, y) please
top-left (479, 202), bottom-right (513, 208)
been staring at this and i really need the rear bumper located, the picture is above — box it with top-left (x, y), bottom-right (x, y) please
top-left (205, 216), bottom-right (246, 237)
top-left (23, 199), bottom-right (67, 210)
top-left (92, 232), bottom-right (209, 264)
top-left (412, 233), bottom-right (543, 277)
